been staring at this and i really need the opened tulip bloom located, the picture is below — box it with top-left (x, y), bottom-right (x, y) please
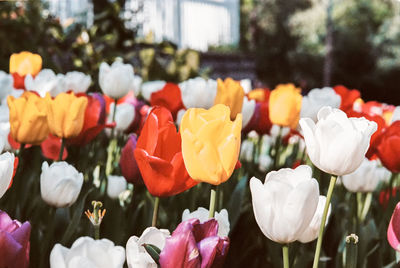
top-left (99, 60), bottom-right (134, 99)
top-left (45, 92), bottom-right (88, 139)
top-left (182, 207), bottom-right (230, 237)
top-left (159, 218), bottom-right (229, 268)
top-left (269, 84), bottom-right (302, 129)
top-left (180, 104), bottom-right (242, 185)
top-left (0, 210), bottom-right (31, 268)
top-left (0, 152), bottom-right (15, 199)
top-left (300, 106), bottom-right (377, 176)
top-left (250, 165), bottom-right (319, 243)
top-left (126, 227), bottom-right (170, 268)
top-left (215, 78), bottom-right (245, 120)
top-left (7, 91), bottom-right (49, 145)
top-left (50, 236), bottom-right (125, 268)
top-left (134, 106), bottom-right (197, 197)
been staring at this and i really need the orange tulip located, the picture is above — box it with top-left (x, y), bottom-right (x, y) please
top-left (215, 78), bottom-right (244, 119)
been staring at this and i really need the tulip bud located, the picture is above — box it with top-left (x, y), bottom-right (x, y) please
top-left (0, 152), bottom-right (14, 199)
top-left (107, 175), bottom-right (127, 199)
top-left (40, 161), bottom-right (83, 207)
top-left (99, 61), bottom-right (135, 99)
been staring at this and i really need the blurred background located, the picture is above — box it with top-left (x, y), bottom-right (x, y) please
top-left (1, 0), bottom-right (400, 103)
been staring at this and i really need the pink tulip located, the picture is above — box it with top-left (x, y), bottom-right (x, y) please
top-left (388, 202), bottom-right (400, 251)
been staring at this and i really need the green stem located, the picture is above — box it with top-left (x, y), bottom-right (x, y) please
top-left (312, 175), bottom-right (337, 268)
top-left (59, 138), bottom-right (65, 161)
top-left (94, 225), bottom-right (100, 240)
top-left (209, 185), bottom-right (217, 218)
top-left (110, 98), bottom-right (118, 139)
top-left (360, 192), bottom-right (372, 222)
top-left (283, 244), bottom-right (290, 268)
top-left (152, 196), bottom-right (160, 227)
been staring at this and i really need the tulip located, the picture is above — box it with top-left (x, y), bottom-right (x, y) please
top-left (0, 152), bottom-right (14, 199)
top-left (41, 134), bottom-right (68, 161)
top-left (107, 175), bottom-right (127, 199)
top-left (9, 51), bottom-right (42, 77)
top-left (119, 134), bottom-right (142, 184)
top-left (0, 71), bottom-right (13, 103)
top-left (248, 88), bottom-right (270, 102)
top-left (391, 106), bottom-right (400, 123)
top-left (159, 218), bottom-right (229, 268)
top-left (182, 207), bottom-right (230, 237)
top-left (241, 96), bottom-right (256, 129)
top-left (45, 92), bottom-right (88, 139)
top-left (269, 84), bottom-right (302, 129)
top-left (300, 106), bottom-right (377, 176)
top-left (50, 236), bottom-right (125, 268)
top-left (7, 91), bottom-right (49, 145)
top-left (180, 104), bottom-right (242, 185)
top-left (300, 87), bottom-right (341, 122)
top-left (297, 196), bottom-right (331, 243)
top-left (107, 102), bottom-right (136, 133)
top-left (333, 85), bottom-right (360, 113)
top-left (99, 61), bottom-right (134, 99)
top-left (126, 227), bottom-right (170, 268)
top-left (340, 158), bottom-right (391, 193)
top-left (25, 69), bottom-right (67, 97)
top-left (40, 161), bottom-right (83, 207)
top-left (141, 80), bottom-right (166, 101)
top-left (0, 210), bottom-right (31, 268)
top-left (240, 79), bottom-right (252, 93)
top-left (134, 106), bottom-right (198, 197)
top-left (376, 121), bottom-right (400, 173)
top-left (250, 165), bottom-right (319, 243)
top-left (64, 71), bottom-right (91, 93)
top-left (240, 139), bottom-right (254, 162)
top-left (214, 78), bottom-right (245, 120)
top-left (387, 202), bottom-right (400, 252)
top-left (150, 83), bottom-right (184, 120)
top-left (179, 77), bottom-right (217, 109)
top-left (132, 75), bottom-right (143, 96)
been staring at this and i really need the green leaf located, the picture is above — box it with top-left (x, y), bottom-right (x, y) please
top-left (143, 243), bottom-right (161, 264)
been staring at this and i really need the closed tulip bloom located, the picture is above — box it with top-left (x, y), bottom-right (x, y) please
top-left (300, 106), bottom-right (377, 176)
top-left (179, 77), bottom-right (217, 109)
top-left (141, 80), bottom-right (166, 101)
top-left (50, 236), bottom-right (125, 268)
top-left (99, 61), bottom-right (134, 99)
top-left (0, 71), bottom-right (13, 102)
top-left (107, 175), bottom-right (127, 199)
top-left (150, 83), bottom-right (184, 120)
top-left (241, 96), bottom-right (256, 129)
top-left (376, 121), bottom-right (400, 173)
top-left (134, 107), bottom-right (198, 197)
top-left (64, 71), bottom-right (91, 93)
top-left (40, 161), bottom-right (83, 207)
top-left (297, 196), bottom-right (331, 243)
top-left (7, 91), bottom-right (49, 145)
top-left (215, 78), bottom-right (245, 120)
top-left (45, 92), bottom-right (88, 138)
top-left (9, 51), bottom-right (42, 77)
top-left (388, 202), bottom-right (400, 252)
top-left (333, 85), bottom-right (361, 113)
top-left (107, 102), bottom-right (135, 132)
top-left (25, 69), bottom-right (67, 97)
top-left (300, 87), bottom-right (341, 122)
top-left (269, 84), bottom-right (302, 129)
top-left (119, 134), bottom-right (142, 184)
top-left (180, 104), bottom-right (242, 185)
top-left (182, 207), bottom-right (230, 237)
top-left (250, 165), bottom-right (319, 243)
top-left (0, 210), bottom-right (31, 268)
top-left (126, 227), bottom-right (170, 268)
top-left (340, 158), bottom-right (391, 192)
top-left (0, 152), bottom-right (14, 199)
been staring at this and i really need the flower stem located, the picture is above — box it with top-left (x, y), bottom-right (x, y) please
top-left (94, 225), bottom-right (100, 240)
top-left (209, 185), bottom-right (217, 218)
top-left (312, 175), bottom-right (337, 268)
top-left (110, 98), bottom-right (118, 139)
top-left (152, 196), bottom-right (160, 227)
top-left (59, 138), bottom-right (65, 161)
top-left (282, 244), bottom-right (289, 268)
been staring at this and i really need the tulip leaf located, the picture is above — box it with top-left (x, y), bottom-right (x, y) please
top-left (227, 176), bottom-right (248, 231)
top-left (143, 243), bottom-right (161, 264)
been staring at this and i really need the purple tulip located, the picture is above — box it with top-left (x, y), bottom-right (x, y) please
top-left (0, 210), bottom-right (31, 268)
top-left (119, 134), bottom-right (142, 184)
top-left (159, 218), bottom-right (229, 268)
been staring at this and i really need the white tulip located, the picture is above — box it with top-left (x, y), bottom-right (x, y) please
top-left (179, 77), bottom-right (217, 109)
top-left (182, 207), bottom-right (230, 237)
top-left (340, 158), bottom-right (391, 192)
top-left (140, 80), bottom-right (166, 101)
top-left (270, 124), bottom-right (290, 140)
top-left (299, 106), bottom-right (377, 176)
top-left (64, 71), bottom-right (91, 93)
top-left (0, 122), bottom-right (10, 152)
top-left (107, 103), bottom-right (136, 132)
top-left (50, 236), bottom-right (125, 268)
top-left (240, 79), bottom-right (252, 94)
top-left (40, 161), bottom-right (83, 208)
top-left (107, 175), bottom-right (127, 199)
top-left (0, 152), bottom-right (14, 199)
top-left (258, 154), bottom-right (273, 172)
top-left (126, 227), bottom-right (170, 268)
top-left (241, 96), bottom-right (256, 129)
top-left (300, 87), bottom-right (341, 122)
top-left (0, 71), bottom-right (13, 102)
top-left (240, 139), bottom-right (254, 162)
top-left (391, 106), bottom-right (400, 123)
top-left (25, 69), bottom-right (67, 97)
top-left (132, 75), bottom-right (143, 96)
top-left (175, 108), bottom-right (186, 127)
top-left (250, 165), bottom-right (319, 243)
top-left (99, 61), bottom-right (134, 99)
top-left (298, 195), bottom-right (331, 243)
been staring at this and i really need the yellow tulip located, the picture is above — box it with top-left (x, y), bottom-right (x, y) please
top-left (269, 84), bottom-right (302, 129)
top-left (248, 88), bottom-right (267, 102)
top-left (7, 92), bottom-right (49, 145)
top-left (180, 104), bottom-right (242, 185)
top-left (214, 78), bottom-right (244, 120)
top-left (9, 51), bottom-right (42, 77)
top-left (45, 92), bottom-right (88, 138)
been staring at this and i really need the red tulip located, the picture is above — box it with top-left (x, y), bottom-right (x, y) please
top-left (11, 73), bottom-right (26, 90)
top-left (119, 134), bottom-right (142, 185)
top-left (134, 106), bottom-right (198, 197)
top-left (150, 83), bottom-right (184, 120)
top-left (388, 202), bottom-right (400, 251)
top-left (334, 85), bottom-right (360, 113)
top-left (41, 134), bottom-right (68, 161)
top-left (376, 121), bottom-right (400, 173)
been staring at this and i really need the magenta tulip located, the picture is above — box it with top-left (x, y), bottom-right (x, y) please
top-left (0, 210), bottom-right (31, 268)
top-left (388, 202), bottom-right (400, 251)
top-left (119, 134), bottom-right (142, 184)
top-left (159, 218), bottom-right (229, 268)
